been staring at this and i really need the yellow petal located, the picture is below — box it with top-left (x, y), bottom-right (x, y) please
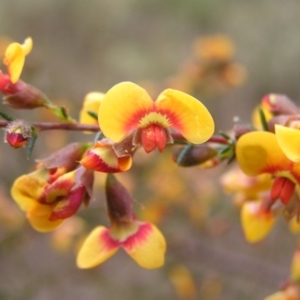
top-left (27, 202), bottom-right (63, 232)
top-left (4, 43), bottom-right (25, 83)
top-left (81, 142), bottom-right (132, 173)
top-left (241, 202), bottom-right (276, 243)
top-left (124, 223), bottom-right (166, 269)
top-left (79, 92), bottom-right (104, 125)
top-left (98, 82), bottom-right (153, 142)
top-left (3, 37), bottom-right (32, 83)
top-left (21, 37), bottom-right (33, 56)
top-left (76, 226), bottom-right (118, 268)
top-left (168, 265), bottom-right (197, 299)
top-left (236, 131), bottom-right (290, 176)
top-left (275, 125), bottom-right (300, 162)
top-left (156, 89), bottom-right (214, 144)
top-left (11, 171), bottom-right (47, 211)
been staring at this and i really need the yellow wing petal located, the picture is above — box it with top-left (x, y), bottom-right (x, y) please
top-left (77, 226), bottom-right (118, 268)
top-left (98, 82), bottom-right (153, 142)
top-left (156, 89), bottom-right (214, 144)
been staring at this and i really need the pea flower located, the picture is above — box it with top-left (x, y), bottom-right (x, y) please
top-left (80, 138), bottom-right (133, 173)
top-left (77, 174), bottom-right (166, 269)
top-left (98, 82), bottom-right (214, 153)
top-left (11, 144), bottom-right (92, 232)
top-left (11, 166), bottom-right (93, 232)
top-left (0, 37), bottom-right (50, 109)
top-left (236, 130), bottom-right (300, 241)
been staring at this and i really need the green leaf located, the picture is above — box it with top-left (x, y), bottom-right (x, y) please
top-left (259, 108), bottom-right (269, 131)
top-left (0, 110), bottom-right (14, 121)
top-left (87, 110), bottom-right (98, 121)
top-left (26, 130), bottom-right (38, 159)
top-left (218, 131), bottom-right (231, 140)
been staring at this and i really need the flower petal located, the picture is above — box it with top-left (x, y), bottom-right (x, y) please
top-left (236, 131), bottom-right (291, 176)
top-left (241, 202), bottom-right (276, 243)
top-left (21, 37), bottom-right (33, 56)
top-left (98, 82), bottom-right (153, 142)
top-left (4, 42), bottom-right (25, 83)
top-left (11, 171), bottom-right (47, 211)
top-left (122, 222), bottom-right (166, 269)
top-left (27, 202), bottom-right (63, 232)
top-left (81, 142), bottom-right (132, 173)
top-left (156, 89), bottom-right (214, 144)
top-left (275, 125), bottom-right (300, 162)
top-left (76, 226), bottom-right (118, 268)
top-left (79, 92), bottom-right (104, 125)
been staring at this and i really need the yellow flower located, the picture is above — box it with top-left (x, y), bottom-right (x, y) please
top-left (98, 82), bottom-right (214, 153)
top-left (77, 220), bottom-right (166, 269)
top-left (3, 37), bottom-right (32, 83)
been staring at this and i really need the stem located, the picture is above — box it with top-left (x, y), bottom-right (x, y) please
top-left (0, 120), bottom-right (100, 132)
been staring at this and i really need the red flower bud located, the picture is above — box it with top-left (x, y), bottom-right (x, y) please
top-left (4, 120), bottom-right (32, 148)
top-left (0, 71), bottom-right (50, 109)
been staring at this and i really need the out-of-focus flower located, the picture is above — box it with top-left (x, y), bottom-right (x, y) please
top-left (77, 174), bottom-right (166, 269)
top-left (194, 35), bottom-right (235, 62)
top-left (4, 120), bottom-right (32, 148)
top-left (98, 81), bottom-right (214, 153)
top-left (236, 131), bottom-right (300, 207)
top-left (236, 131), bottom-right (300, 241)
top-left (275, 125), bottom-right (300, 163)
top-left (291, 249), bottom-right (300, 282)
top-left (168, 264), bottom-right (197, 300)
top-left (241, 200), bottom-right (276, 243)
top-left (79, 92), bottom-right (104, 125)
top-left (221, 165), bottom-right (272, 207)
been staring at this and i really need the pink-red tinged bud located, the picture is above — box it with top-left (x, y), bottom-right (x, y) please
top-left (262, 94), bottom-right (299, 116)
top-left (105, 174), bottom-right (134, 223)
top-left (0, 71), bottom-right (50, 109)
top-left (4, 120), bottom-right (32, 148)
top-left (173, 144), bottom-right (218, 167)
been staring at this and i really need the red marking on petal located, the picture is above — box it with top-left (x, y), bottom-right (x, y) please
top-left (81, 149), bottom-right (127, 173)
top-left (100, 227), bottom-right (120, 250)
top-left (121, 222), bottom-right (152, 252)
top-left (124, 106), bottom-right (154, 132)
top-left (49, 186), bottom-right (85, 220)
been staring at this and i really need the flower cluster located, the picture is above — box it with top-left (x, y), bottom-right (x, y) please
top-left (1, 38), bottom-right (216, 269)
top-left (2, 35), bottom-right (300, 298)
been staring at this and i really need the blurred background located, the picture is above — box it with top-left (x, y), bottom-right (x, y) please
top-left (1, 0), bottom-right (300, 299)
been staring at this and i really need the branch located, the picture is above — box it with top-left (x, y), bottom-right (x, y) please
top-left (0, 120), bottom-right (100, 132)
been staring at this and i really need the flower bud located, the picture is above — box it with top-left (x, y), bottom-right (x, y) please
top-left (173, 144), bottom-right (217, 167)
top-left (4, 120), bottom-right (32, 148)
top-left (261, 94), bottom-right (299, 116)
top-left (105, 174), bottom-right (134, 223)
top-left (0, 71), bottom-right (50, 109)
